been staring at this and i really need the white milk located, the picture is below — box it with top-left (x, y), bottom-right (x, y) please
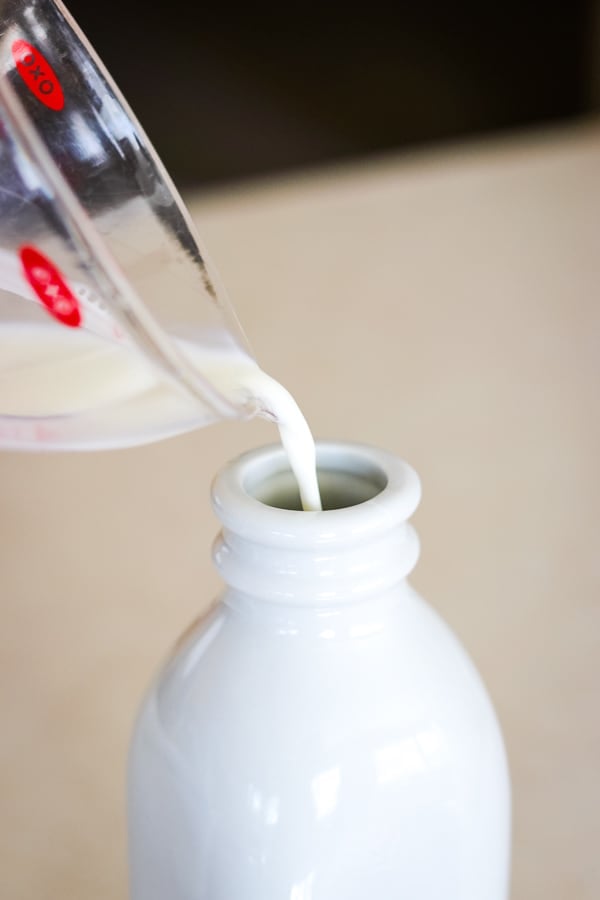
top-left (0, 324), bottom-right (322, 511)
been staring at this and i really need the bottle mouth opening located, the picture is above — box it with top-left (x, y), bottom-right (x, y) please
top-left (243, 445), bottom-right (389, 511)
top-left (212, 442), bottom-right (421, 547)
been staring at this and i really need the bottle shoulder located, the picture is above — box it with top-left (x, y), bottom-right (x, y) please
top-left (143, 585), bottom-right (503, 756)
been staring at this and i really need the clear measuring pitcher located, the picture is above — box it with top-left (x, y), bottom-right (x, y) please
top-left (0, 0), bottom-right (259, 449)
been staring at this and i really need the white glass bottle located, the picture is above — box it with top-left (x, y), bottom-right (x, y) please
top-left (128, 442), bottom-right (511, 899)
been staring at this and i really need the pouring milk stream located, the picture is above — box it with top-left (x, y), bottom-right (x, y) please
top-left (1, 320), bottom-right (322, 511)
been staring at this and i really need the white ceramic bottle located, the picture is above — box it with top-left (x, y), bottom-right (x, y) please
top-left (128, 442), bottom-right (511, 899)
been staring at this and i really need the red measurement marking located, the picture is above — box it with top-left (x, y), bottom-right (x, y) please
top-left (19, 246), bottom-right (81, 328)
top-left (11, 40), bottom-right (64, 111)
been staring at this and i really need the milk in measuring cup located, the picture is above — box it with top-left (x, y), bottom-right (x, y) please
top-left (1, 322), bottom-right (322, 511)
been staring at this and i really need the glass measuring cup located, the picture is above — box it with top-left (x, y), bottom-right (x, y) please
top-left (0, 0), bottom-right (258, 449)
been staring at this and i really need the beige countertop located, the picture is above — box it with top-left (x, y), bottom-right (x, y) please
top-left (1, 122), bottom-right (598, 899)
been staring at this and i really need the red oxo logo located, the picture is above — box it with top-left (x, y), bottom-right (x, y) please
top-left (19, 246), bottom-right (82, 328)
top-left (12, 40), bottom-right (64, 111)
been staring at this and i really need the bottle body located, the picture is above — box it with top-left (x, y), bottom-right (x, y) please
top-left (128, 443), bottom-right (511, 898)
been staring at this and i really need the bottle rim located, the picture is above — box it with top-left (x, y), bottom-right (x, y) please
top-left (211, 441), bottom-right (421, 549)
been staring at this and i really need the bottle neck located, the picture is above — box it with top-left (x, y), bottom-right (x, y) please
top-left (211, 442), bottom-right (421, 610)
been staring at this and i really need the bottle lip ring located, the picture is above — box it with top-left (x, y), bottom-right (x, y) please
top-left (211, 441), bottom-right (421, 548)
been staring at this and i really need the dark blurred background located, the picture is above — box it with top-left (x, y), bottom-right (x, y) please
top-left (67, 0), bottom-right (598, 188)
